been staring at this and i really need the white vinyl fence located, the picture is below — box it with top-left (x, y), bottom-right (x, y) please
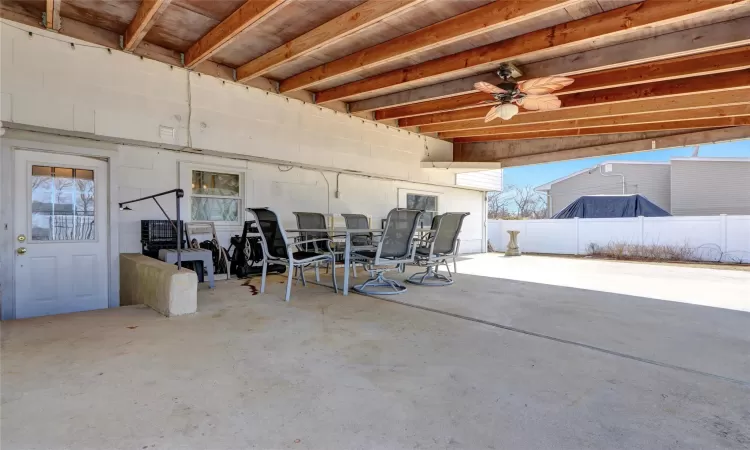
top-left (489, 215), bottom-right (750, 263)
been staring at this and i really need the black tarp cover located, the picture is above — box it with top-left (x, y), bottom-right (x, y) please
top-left (551, 195), bottom-right (671, 219)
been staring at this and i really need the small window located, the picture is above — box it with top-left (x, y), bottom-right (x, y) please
top-left (407, 193), bottom-right (438, 226)
top-left (190, 170), bottom-right (240, 222)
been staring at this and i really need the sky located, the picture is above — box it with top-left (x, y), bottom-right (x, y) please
top-left (502, 139), bottom-right (750, 190)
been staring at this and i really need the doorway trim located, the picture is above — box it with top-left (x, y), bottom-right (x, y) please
top-left (1, 130), bottom-right (120, 320)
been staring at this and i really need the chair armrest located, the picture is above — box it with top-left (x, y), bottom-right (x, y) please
top-left (288, 238), bottom-right (333, 247)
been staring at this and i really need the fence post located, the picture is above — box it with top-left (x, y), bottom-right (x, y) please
top-left (719, 214), bottom-right (728, 257)
top-left (574, 217), bottom-right (580, 255)
top-left (639, 216), bottom-right (645, 246)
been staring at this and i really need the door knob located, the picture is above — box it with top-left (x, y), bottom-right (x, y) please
top-left (16, 247), bottom-right (27, 255)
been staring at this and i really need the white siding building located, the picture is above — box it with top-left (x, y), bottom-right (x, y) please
top-left (536, 162), bottom-right (672, 217)
top-left (670, 158), bottom-right (750, 215)
top-left (536, 157), bottom-right (750, 217)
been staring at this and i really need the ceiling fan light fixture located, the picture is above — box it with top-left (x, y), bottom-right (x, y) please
top-left (498, 103), bottom-right (519, 120)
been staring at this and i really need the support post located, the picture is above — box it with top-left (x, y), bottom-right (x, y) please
top-left (176, 191), bottom-right (182, 269)
top-left (719, 214), bottom-right (728, 261)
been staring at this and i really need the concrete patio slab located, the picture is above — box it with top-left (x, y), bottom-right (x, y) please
top-left (2, 257), bottom-right (749, 450)
top-left (370, 255), bottom-right (750, 383)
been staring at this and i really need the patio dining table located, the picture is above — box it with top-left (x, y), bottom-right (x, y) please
top-left (287, 227), bottom-right (432, 296)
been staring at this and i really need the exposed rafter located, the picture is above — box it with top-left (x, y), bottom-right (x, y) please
top-left (439, 104), bottom-right (750, 138)
top-left (313, 0), bottom-right (745, 103)
top-left (452, 127), bottom-right (750, 166)
top-left (236, 0), bottom-right (425, 82)
top-left (420, 88), bottom-right (750, 133)
top-left (184, 0), bottom-right (288, 68)
top-left (351, 16), bottom-right (750, 113)
top-left (401, 70), bottom-right (750, 128)
top-left (376, 46), bottom-right (750, 120)
top-left (123, 0), bottom-right (172, 51)
top-left (278, 0), bottom-right (581, 93)
top-left (451, 117), bottom-right (750, 143)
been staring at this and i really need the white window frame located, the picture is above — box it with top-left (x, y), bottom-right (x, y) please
top-left (179, 162), bottom-right (245, 227)
top-left (398, 188), bottom-right (441, 226)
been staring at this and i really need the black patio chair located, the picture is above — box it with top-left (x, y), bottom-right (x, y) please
top-left (350, 208), bottom-right (422, 295)
top-left (248, 208), bottom-right (338, 302)
top-left (407, 212), bottom-right (469, 286)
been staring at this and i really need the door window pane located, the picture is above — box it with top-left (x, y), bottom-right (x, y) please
top-left (31, 165), bottom-right (95, 241)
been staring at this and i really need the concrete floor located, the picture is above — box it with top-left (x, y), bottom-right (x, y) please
top-left (2, 256), bottom-right (750, 449)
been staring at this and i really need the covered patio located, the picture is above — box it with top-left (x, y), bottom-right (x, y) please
top-left (3, 255), bottom-right (750, 449)
top-left (2, 0), bottom-right (750, 448)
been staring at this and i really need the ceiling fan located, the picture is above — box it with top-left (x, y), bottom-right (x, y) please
top-left (475, 64), bottom-right (574, 122)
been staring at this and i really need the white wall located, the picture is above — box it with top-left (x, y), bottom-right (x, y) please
top-left (0, 22), bottom-right (486, 257)
top-left (115, 145), bottom-right (485, 254)
top-left (489, 216), bottom-right (750, 263)
top-left (456, 169), bottom-right (503, 191)
top-left (0, 22), bottom-right (456, 185)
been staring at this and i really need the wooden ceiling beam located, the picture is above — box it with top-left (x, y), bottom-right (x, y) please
top-left (44, 0), bottom-right (61, 31)
top-left (403, 70), bottom-right (750, 128)
top-left (376, 46), bottom-right (750, 120)
top-left (452, 116), bottom-right (750, 143)
top-left (351, 16), bottom-right (750, 113)
top-left (439, 104), bottom-right (750, 138)
top-left (453, 127), bottom-right (750, 166)
top-left (278, 0), bottom-right (581, 93)
top-left (236, 0), bottom-right (425, 82)
top-left (313, 0), bottom-right (746, 103)
top-left (420, 87), bottom-right (750, 133)
top-left (123, 0), bottom-right (173, 51)
top-left (184, 0), bottom-right (288, 68)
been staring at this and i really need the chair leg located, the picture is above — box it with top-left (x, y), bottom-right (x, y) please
top-left (285, 263), bottom-right (294, 302)
top-left (351, 260), bottom-right (357, 278)
top-left (444, 259), bottom-right (452, 277)
top-left (330, 254), bottom-right (339, 294)
top-left (453, 256), bottom-right (458, 275)
top-left (300, 265), bottom-right (307, 286)
top-left (315, 262), bottom-right (320, 283)
top-left (260, 260), bottom-right (268, 293)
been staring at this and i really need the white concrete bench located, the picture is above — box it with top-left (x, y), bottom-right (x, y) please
top-left (120, 254), bottom-right (197, 317)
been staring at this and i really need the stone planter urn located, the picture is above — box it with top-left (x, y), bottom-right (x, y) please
top-left (505, 230), bottom-right (521, 257)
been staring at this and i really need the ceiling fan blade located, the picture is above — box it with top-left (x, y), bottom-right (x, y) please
top-left (484, 106), bottom-right (500, 122)
top-left (518, 94), bottom-right (562, 111)
top-left (476, 99), bottom-right (497, 105)
top-left (517, 76), bottom-right (574, 95)
top-left (474, 81), bottom-right (506, 95)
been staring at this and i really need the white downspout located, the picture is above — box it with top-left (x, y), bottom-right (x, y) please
top-left (599, 164), bottom-right (626, 194)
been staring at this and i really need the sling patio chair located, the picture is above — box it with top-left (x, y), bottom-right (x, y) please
top-left (350, 208), bottom-right (422, 295)
top-left (340, 213), bottom-right (378, 278)
top-left (247, 208), bottom-right (338, 302)
top-left (293, 211), bottom-right (360, 277)
top-left (406, 212), bottom-right (469, 286)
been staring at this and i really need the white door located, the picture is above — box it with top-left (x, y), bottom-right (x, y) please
top-left (13, 150), bottom-right (109, 318)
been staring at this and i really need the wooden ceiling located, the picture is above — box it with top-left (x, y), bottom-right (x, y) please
top-left (2, 0), bottom-right (750, 165)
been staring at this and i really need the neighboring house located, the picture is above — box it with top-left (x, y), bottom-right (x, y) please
top-left (670, 158), bottom-right (750, 215)
top-left (536, 157), bottom-right (750, 217)
top-left (536, 162), bottom-right (671, 217)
